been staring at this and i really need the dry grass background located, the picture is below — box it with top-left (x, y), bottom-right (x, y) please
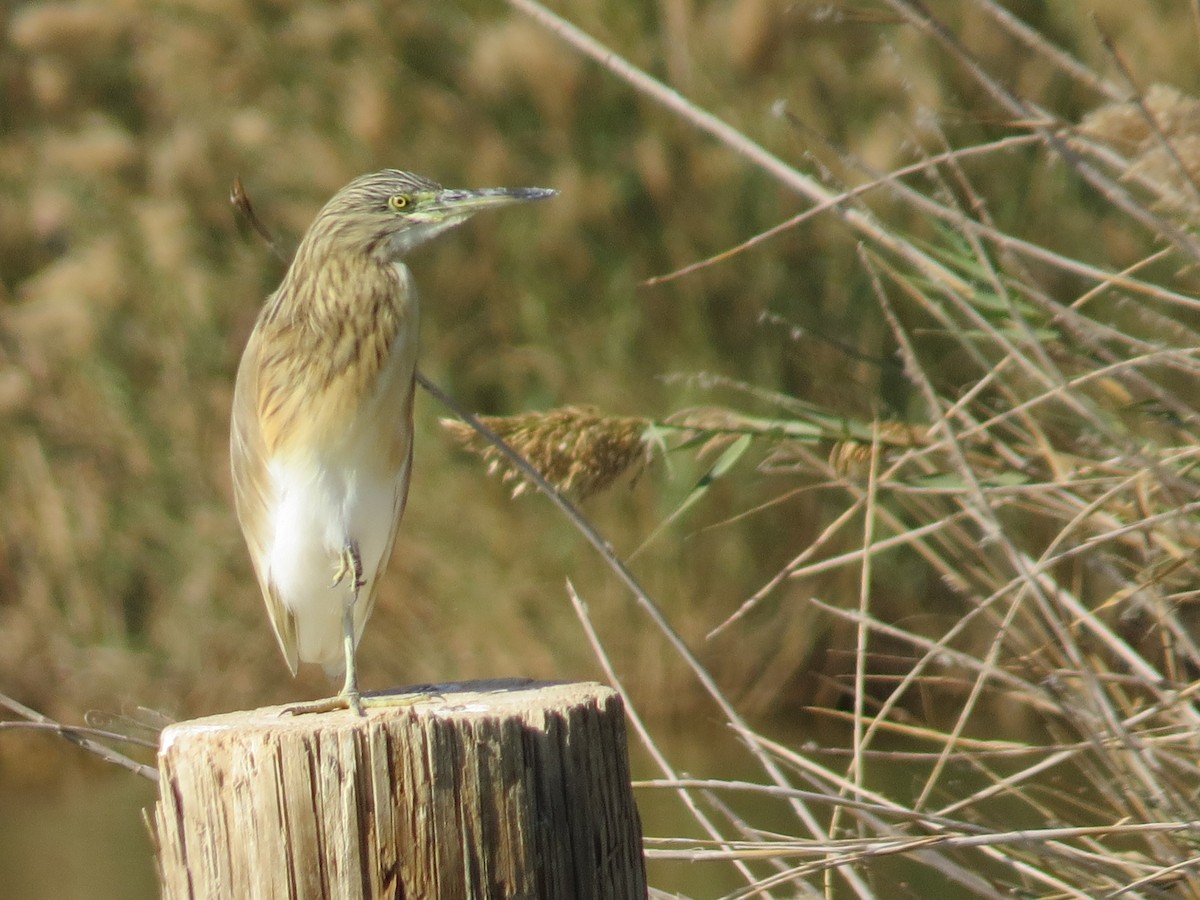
top-left (0, 0), bottom-right (899, 725)
top-left (4, 0), bottom-right (1200, 896)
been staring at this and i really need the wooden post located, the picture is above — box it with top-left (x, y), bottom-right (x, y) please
top-left (152, 679), bottom-right (647, 900)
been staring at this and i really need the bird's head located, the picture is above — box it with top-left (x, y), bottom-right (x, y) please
top-left (306, 169), bottom-right (556, 262)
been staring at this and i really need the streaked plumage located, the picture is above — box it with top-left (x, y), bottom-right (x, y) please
top-left (230, 169), bottom-right (555, 712)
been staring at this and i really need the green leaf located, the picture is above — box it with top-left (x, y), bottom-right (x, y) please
top-left (628, 434), bottom-right (752, 561)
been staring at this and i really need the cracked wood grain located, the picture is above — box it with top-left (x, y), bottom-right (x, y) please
top-left (153, 680), bottom-right (647, 900)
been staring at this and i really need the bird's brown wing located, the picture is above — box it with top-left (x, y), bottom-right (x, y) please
top-left (230, 322), bottom-right (300, 674)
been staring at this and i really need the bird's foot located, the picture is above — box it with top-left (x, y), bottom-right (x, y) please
top-left (281, 687), bottom-right (441, 718)
top-left (329, 545), bottom-right (365, 590)
top-left (283, 688), bottom-right (366, 717)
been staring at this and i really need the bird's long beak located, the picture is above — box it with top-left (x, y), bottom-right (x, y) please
top-left (428, 186), bottom-right (558, 217)
top-left (382, 184), bottom-right (557, 257)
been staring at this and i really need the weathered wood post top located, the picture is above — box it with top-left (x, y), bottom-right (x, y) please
top-left (154, 679), bottom-right (647, 900)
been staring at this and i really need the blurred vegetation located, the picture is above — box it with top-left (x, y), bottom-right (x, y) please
top-left (5, 2), bottom-right (1200, 892)
top-left (0, 0), bottom-right (894, 726)
top-left (0, 0), bottom-right (1195, 718)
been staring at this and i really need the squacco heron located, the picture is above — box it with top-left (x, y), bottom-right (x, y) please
top-left (231, 169), bottom-right (555, 714)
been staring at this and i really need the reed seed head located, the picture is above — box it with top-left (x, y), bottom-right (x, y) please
top-left (443, 406), bottom-right (652, 499)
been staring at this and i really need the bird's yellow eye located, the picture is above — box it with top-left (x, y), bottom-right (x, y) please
top-left (388, 194), bottom-right (410, 211)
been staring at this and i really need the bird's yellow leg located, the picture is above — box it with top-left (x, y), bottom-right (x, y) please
top-left (284, 544), bottom-right (437, 716)
top-left (329, 541), bottom-right (367, 714)
top-left (337, 598), bottom-right (366, 714)
top-left (284, 541), bottom-right (367, 716)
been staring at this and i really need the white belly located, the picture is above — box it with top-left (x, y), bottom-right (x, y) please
top-left (266, 454), bottom-right (403, 672)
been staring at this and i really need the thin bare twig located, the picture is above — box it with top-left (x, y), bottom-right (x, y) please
top-left (506, 0), bottom-right (972, 297)
top-left (0, 691), bottom-right (158, 782)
